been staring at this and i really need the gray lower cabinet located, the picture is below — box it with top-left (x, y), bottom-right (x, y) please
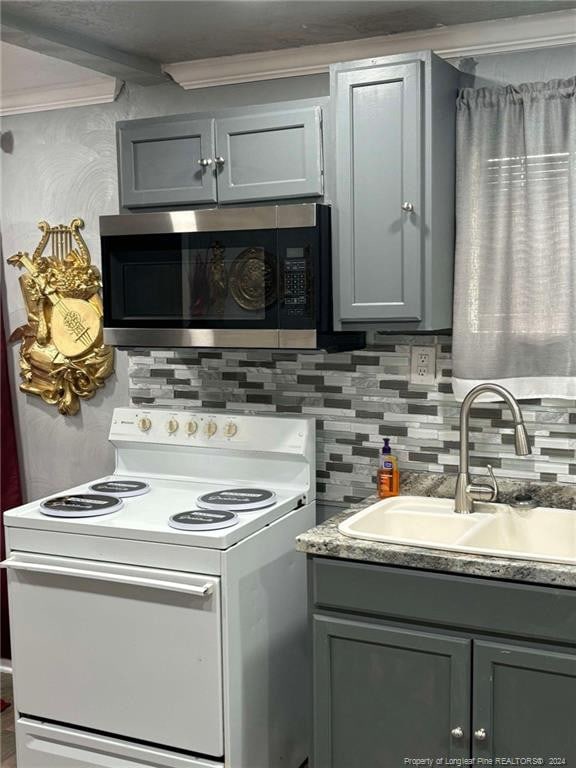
top-left (310, 557), bottom-right (576, 767)
top-left (118, 104), bottom-right (323, 209)
top-left (473, 641), bottom-right (576, 762)
top-left (313, 616), bottom-right (471, 767)
top-left (331, 50), bottom-right (460, 329)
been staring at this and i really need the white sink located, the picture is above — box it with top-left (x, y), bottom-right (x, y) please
top-left (339, 496), bottom-right (482, 545)
top-left (338, 496), bottom-right (576, 565)
top-left (459, 507), bottom-right (576, 564)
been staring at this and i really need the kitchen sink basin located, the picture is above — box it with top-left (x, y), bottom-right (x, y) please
top-left (459, 507), bottom-right (576, 563)
top-left (338, 496), bottom-right (576, 565)
top-left (339, 496), bottom-right (482, 545)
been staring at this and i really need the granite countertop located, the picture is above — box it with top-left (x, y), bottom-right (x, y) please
top-left (296, 471), bottom-right (576, 588)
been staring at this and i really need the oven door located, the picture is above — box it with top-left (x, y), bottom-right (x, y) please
top-left (4, 554), bottom-right (223, 757)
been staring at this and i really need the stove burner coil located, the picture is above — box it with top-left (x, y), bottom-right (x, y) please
top-left (89, 479), bottom-right (150, 497)
top-left (168, 509), bottom-right (239, 531)
top-left (197, 488), bottom-right (276, 512)
top-left (40, 494), bottom-right (123, 518)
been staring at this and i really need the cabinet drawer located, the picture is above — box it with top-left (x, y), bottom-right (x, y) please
top-left (312, 557), bottom-right (576, 645)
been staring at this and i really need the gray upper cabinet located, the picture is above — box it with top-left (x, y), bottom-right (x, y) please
top-left (215, 108), bottom-right (323, 203)
top-left (118, 118), bottom-right (217, 208)
top-left (118, 103), bottom-right (324, 209)
top-left (333, 62), bottom-right (422, 322)
top-left (331, 51), bottom-right (460, 329)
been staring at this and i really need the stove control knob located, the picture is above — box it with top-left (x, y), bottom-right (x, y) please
top-left (185, 419), bottom-right (198, 436)
top-left (224, 421), bottom-right (238, 438)
top-left (166, 418), bottom-right (179, 435)
top-left (138, 416), bottom-right (152, 432)
top-left (204, 420), bottom-right (218, 438)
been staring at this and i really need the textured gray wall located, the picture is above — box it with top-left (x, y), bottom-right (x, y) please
top-left (1, 74), bottom-right (329, 501)
top-left (449, 45), bottom-right (576, 87)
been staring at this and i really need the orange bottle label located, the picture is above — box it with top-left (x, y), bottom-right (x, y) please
top-left (378, 464), bottom-right (399, 498)
top-left (378, 472), bottom-right (392, 499)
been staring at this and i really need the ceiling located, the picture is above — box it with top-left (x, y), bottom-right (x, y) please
top-left (3, 0), bottom-right (576, 63)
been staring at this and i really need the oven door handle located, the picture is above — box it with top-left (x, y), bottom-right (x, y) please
top-left (1, 558), bottom-right (214, 597)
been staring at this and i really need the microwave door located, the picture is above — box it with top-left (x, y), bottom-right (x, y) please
top-left (182, 232), bottom-right (279, 328)
top-left (104, 233), bottom-right (186, 323)
top-left (103, 229), bottom-right (281, 347)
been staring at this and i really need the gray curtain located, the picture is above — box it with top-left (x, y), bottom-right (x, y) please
top-left (452, 77), bottom-right (576, 400)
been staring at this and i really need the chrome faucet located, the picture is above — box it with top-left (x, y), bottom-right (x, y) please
top-left (455, 383), bottom-right (531, 514)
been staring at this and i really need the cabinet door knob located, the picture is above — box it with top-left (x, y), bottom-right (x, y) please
top-left (214, 156), bottom-right (225, 167)
top-left (198, 158), bottom-right (212, 167)
top-left (401, 201), bottom-right (414, 213)
top-left (474, 728), bottom-right (487, 741)
top-left (451, 726), bottom-right (464, 739)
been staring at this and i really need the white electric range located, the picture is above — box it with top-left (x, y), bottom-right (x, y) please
top-left (3, 408), bottom-right (316, 768)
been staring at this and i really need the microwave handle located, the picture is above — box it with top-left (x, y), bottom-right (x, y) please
top-left (1, 557), bottom-right (213, 597)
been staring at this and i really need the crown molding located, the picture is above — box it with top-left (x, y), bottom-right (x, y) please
top-left (164, 10), bottom-right (576, 90)
top-left (0, 76), bottom-right (120, 117)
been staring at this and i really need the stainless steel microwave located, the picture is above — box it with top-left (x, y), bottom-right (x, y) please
top-left (99, 204), bottom-right (364, 350)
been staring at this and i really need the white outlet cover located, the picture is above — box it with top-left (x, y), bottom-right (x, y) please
top-left (410, 345), bottom-right (437, 385)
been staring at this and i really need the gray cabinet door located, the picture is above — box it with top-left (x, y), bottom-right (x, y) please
top-left (473, 641), bottom-right (576, 763)
top-left (334, 62), bottom-right (422, 321)
top-left (119, 119), bottom-right (217, 207)
top-left (313, 616), bottom-right (471, 768)
top-left (215, 107), bottom-right (323, 203)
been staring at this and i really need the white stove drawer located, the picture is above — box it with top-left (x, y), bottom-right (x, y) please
top-left (6, 553), bottom-right (223, 756)
top-left (16, 718), bottom-right (222, 768)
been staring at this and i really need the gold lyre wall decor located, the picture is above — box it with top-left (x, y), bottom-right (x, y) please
top-left (7, 219), bottom-right (114, 416)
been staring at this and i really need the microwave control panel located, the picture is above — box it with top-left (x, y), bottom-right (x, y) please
top-left (284, 249), bottom-right (309, 316)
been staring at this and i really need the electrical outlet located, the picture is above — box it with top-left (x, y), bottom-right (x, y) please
top-left (410, 345), bottom-right (437, 385)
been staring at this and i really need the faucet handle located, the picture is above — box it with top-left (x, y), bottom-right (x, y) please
top-left (467, 464), bottom-right (498, 503)
top-left (485, 464), bottom-right (498, 500)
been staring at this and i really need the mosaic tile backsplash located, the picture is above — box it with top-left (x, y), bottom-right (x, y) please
top-left (128, 335), bottom-right (576, 504)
